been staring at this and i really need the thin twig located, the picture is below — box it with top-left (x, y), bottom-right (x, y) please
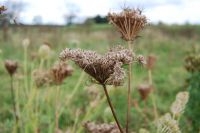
top-left (102, 84), bottom-right (124, 133)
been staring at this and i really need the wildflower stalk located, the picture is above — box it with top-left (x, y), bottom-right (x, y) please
top-left (10, 75), bottom-right (20, 132)
top-left (55, 85), bottom-right (60, 132)
top-left (148, 69), bottom-right (158, 120)
top-left (23, 46), bottom-right (28, 98)
top-left (102, 84), bottom-right (124, 133)
top-left (126, 40), bottom-right (133, 133)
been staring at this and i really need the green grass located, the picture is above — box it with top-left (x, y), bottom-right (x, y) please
top-left (0, 24), bottom-right (199, 133)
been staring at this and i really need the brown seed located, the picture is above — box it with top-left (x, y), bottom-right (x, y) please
top-left (4, 60), bottom-right (18, 76)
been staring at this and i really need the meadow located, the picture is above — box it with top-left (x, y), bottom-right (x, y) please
top-left (0, 23), bottom-right (199, 133)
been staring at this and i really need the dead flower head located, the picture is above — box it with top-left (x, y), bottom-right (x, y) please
top-left (137, 83), bottom-right (153, 100)
top-left (4, 60), bottom-right (18, 76)
top-left (32, 69), bottom-right (52, 87)
top-left (60, 46), bottom-right (133, 86)
top-left (108, 8), bottom-right (148, 41)
top-left (50, 61), bottom-right (73, 85)
top-left (146, 54), bottom-right (156, 70)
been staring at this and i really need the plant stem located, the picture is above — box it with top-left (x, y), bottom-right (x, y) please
top-left (126, 40), bottom-right (133, 133)
top-left (55, 85), bottom-right (60, 132)
top-left (102, 84), bottom-right (123, 133)
top-left (148, 69), bottom-right (158, 120)
top-left (10, 75), bottom-right (20, 132)
top-left (24, 47), bottom-right (28, 98)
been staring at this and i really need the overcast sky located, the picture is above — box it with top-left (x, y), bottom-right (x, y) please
top-left (1, 0), bottom-right (200, 25)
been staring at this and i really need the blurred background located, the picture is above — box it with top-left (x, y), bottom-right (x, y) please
top-left (1, 0), bottom-right (200, 25)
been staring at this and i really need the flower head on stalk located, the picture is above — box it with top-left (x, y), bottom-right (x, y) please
top-left (108, 8), bottom-right (148, 41)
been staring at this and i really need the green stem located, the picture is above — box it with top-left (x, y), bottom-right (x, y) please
top-left (148, 69), bottom-right (158, 120)
top-left (55, 85), bottom-right (60, 132)
top-left (102, 84), bottom-right (124, 133)
top-left (24, 47), bottom-right (28, 98)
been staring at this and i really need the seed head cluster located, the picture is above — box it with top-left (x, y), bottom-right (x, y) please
top-left (50, 62), bottom-right (73, 84)
top-left (108, 8), bottom-right (147, 41)
top-left (84, 121), bottom-right (120, 133)
top-left (157, 113), bottom-right (181, 133)
top-left (170, 91), bottom-right (189, 117)
top-left (33, 62), bottom-right (73, 87)
top-left (59, 46), bottom-right (133, 86)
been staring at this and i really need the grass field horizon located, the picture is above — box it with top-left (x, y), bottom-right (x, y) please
top-left (0, 23), bottom-right (199, 133)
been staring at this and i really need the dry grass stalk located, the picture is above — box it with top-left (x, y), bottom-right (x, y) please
top-left (108, 8), bottom-right (147, 41)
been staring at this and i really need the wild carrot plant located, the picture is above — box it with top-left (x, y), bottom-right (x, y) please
top-left (108, 8), bottom-right (148, 132)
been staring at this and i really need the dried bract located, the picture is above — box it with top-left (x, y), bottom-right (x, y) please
top-left (84, 121), bottom-right (120, 133)
top-left (60, 47), bottom-right (133, 86)
top-left (108, 8), bottom-right (147, 41)
top-left (4, 60), bottom-right (18, 76)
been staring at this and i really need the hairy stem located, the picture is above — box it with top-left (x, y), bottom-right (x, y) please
top-left (126, 40), bottom-right (133, 133)
top-left (102, 84), bottom-right (124, 133)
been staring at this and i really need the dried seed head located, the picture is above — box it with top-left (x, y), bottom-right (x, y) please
top-left (60, 47), bottom-right (133, 86)
top-left (84, 121), bottom-right (120, 133)
top-left (146, 54), bottom-right (157, 70)
top-left (22, 38), bottom-right (30, 48)
top-left (170, 91), bottom-right (189, 117)
top-left (38, 44), bottom-right (51, 59)
top-left (32, 69), bottom-right (52, 87)
top-left (157, 113), bottom-right (181, 133)
top-left (137, 55), bottom-right (146, 65)
top-left (108, 8), bottom-right (148, 41)
top-left (4, 60), bottom-right (18, 76)
top-left (137, 83), bottom-right (153, 100)
top-left (50, 61), bottom-right (73, 85)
